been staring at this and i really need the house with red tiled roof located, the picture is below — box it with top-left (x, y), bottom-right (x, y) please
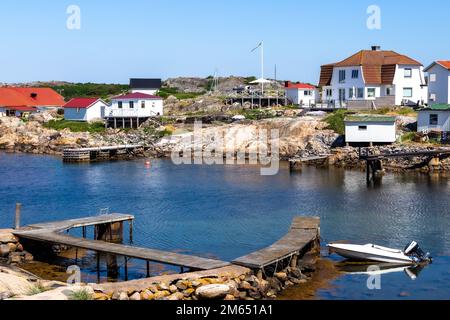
top-left (284, 81), bottom-right (318, 107)
top-left (318, 46), bottom-right (428, 109)
top-left (0, 87), bottom-right (65, 117)
top-left (63, 98), bottom-right (107, 122)
top-left (105, 92), bottom-right (163, 128)
top-left (424, 61), bottom-right (450, 105)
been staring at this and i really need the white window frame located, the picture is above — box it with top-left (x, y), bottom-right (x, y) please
top-left (403, 87), bottom-right (413, 98)
top-left (404, 68), bottom-right (412, 78)
top-left (367, 88), bottom-right (376, 98)
top-left (430, 93), bottom-right (436, 102)
top-left (339, 70), bottom-right (346, 83)
top-left (351, 70), bottom-right (359, 79)
top-left (357, 88), bottom-right (364, 98)
top-left (429, 74), bottom-right (436, 82)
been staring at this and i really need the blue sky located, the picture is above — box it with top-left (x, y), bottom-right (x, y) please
top-left (0, 0), bottom-right (448, 84)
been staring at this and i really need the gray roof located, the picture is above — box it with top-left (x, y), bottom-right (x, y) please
top-left (129, 78), bottom-right (162, 90)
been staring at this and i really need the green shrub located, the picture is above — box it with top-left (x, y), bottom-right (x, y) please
top-left (158, 88), bottom-right (204, 100)
top-left (324, 110), bottom-right (348, 135)
top-left (70, 288), bottom-right (93, 301)
top-left (401, 132), bottom-right (416, 142)
top-left (45, 83), bottom-right (129, 100)
top-left (27, 284), bottom-right (48, 296)
top-left (44, 120), bottom-right (105, 133)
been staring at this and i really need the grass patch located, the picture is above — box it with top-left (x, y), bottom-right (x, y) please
top-left (401, 132), bottom-right (416, 143)
top-left (70, 288), bottom-right (94, 301)
top-left (45, 83), bottom-right (129, 101)
top-left (158, 88), bottom-right (205, 100)
top-left (239, 109), bottom-right (277, 120)
top-left (324, 110), bottom-right (348, 135)
top-left (27, 283), bottom-right (48, 296)
top-left (44, 120), bottom-right (106, 133)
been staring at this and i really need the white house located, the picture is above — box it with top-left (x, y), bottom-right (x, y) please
top-left (105, 92), bottom-right (163, 128)
top-left (319, 46), bottom-right (428, 109)
top-left (284, 81), bottom-right (318, 107)
top-left (63, 98), bottom-right (107, 121)
top-left (130, 78), bottom-right (162, 95)
top-left (417, 104), bottom-right (450, 133)
top-left (345, 115), bottom-right (397, 145)
top-left (424, 61), bottom-right (450, 105)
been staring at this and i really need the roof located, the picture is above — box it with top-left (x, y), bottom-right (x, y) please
top-left (129, 78), bottom-right (162, 89)
top-left (319, 49), bottom-right (422, 86)
top-left (0, 87), bottom-right (65, 107)
top-left (5, 106), bottom-right (38, 111)
top-left (420, 104), bottom-right (450, 111)
top-left (285, 81), bottom-right (316, 89)
top-left (345, 114), bottom-right (397, 123)
top-left (112, 92), bottom-right (162, 100)
top-left (424, 60), bottom-right (450, 72)
top-left (64, 98), bottom-right (104, 109)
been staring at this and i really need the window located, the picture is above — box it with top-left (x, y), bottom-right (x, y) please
top-left (118, 101), bottom-right (123, 109)
top-left (430, 93), bottom-right (436, 102)
top-left (351, 70), bottom-right (359, 79)
top-left (404, 68), bottom-right (412, 78)
top-left (367, 88), bottom-right (376, 98)
top-left (386, 87), bottom-right (393, 96)
top-left (141, 101), bottom-right (146, 108)
top-left (357, 88), bottom-right (364, 98)
top-left (429, 74), bottom-right (436, 82)
top-left (304, 90), bottom-right (311, 96)
top-left (429, 114), bottom-right (438, 126)
top-left (76, 108), bottom-right (80, 113)
top-left (358, 126), bottom-right (368, 131)
top-left (403, 88), bottom-right (413, 98)
top-left (339, 70), bottom-right (346, 83)
top-left (349, 88), bottom-right (354, 99)
top-left (326, 89), bottom-right (332, 97)
top-left (129, 101), bottom-right (134, 109)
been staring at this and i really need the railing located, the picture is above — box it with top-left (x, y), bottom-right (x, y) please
top-left (106, 109), bottom-right (159, 118)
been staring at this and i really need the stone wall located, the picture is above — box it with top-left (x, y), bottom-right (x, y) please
top-left (0, 230), bottom-right (33, 265)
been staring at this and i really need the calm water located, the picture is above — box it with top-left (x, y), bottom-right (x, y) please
top-left (0, 152), bottom-right (449, 300)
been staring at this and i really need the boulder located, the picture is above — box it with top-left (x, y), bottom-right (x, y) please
top-left (129, 292), bottom-right (141, 301)
top-left (195, 284), bottom-right (230, 300)
top-left (0, 230), bottom-right (18, 244)
top-left (0, 244), bottom-right (10, 257)
top-left (167, 292), bottom-right (185, 300)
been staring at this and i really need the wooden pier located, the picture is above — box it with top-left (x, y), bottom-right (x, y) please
top-left (232, 217), bottom-right (320, 275)
top-left (359, 148), bottom-right (450, 182)
top-left (63, 145), bottom-right (144, 162)
top-left (13, 214), bottom-right (229, 278)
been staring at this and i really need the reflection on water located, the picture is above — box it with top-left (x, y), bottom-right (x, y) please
top-left (0, 153), bottom-right (449, 299)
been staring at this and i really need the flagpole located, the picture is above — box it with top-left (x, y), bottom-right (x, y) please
top-left (261, 41), bottom-right (264, 96)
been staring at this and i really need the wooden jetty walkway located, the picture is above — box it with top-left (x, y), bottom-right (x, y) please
top-left (232, 217), bottom-right (320, 273)
top-left (13, 214), bottom-right (229, 277)
top-left (359, 148), bottom-right (450, 182)
top-left (63, 145), bottom-right (144, 162)
top-left (12, 212), bottom-right (320, 282)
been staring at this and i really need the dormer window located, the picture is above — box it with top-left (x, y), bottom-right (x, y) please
top-left (404, 68), bottom-right (412, 78)
top-left (351, 70), bottom-right (359, 79)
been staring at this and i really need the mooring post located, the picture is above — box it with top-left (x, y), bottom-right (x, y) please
top-left (129, 220), bottom-right (133, 244)
top-left (14, 203), bottom-right (22, 230)
top-left (97, 253), bottom-right (101, 283)
top-left (124, 257), bottom-right (128, 281)
top-left (146, 261), bottom-right (150, 278)
top-left (82, 226), bottom-right (86, 238)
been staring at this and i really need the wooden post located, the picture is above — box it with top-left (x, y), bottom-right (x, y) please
top-left (82, 226), bottom-right (86, 238)
top-left (146, 261), bottom-right (150, 278)
top-left (256, 269), bottom-right (263, 280)
top-left (97, 253), bottom-right (101, 283)
top-left (290, 255), bottom-right (298, 268)
top-left (14, 203), bottom-right (22, 230)
top-left (129, 220), bottom-right (133, 244)
top-left (124, 257), bottom-right (128, 281)
top-left (366, 161), bottom-right (371, 183)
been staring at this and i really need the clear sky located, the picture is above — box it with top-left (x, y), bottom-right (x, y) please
top-left (0, 0), bottom-right (448, 84)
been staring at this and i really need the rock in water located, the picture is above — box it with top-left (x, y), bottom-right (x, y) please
top-left (195, 284), bottom-right (230, 299)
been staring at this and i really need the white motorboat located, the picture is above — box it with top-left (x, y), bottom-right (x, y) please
top-left (328, 241), bottom-right (431, 265)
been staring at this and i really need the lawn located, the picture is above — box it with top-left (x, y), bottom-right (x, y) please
top-left (44, 120), bottom-right (106, 133)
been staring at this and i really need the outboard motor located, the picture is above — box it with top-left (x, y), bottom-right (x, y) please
top-left (404, 241), bottom-right (432, 263)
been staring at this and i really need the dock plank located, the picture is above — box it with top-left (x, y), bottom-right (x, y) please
top-left (232, 217), bottom-right (320, 269)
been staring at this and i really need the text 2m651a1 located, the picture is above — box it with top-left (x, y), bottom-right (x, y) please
top-left (220, 304), bottom-right (272, 316)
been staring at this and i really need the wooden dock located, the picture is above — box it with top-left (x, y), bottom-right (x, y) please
top-left (232, 217), bottom-right (320, 270)
top-left (63, 145), bottom-right (144, 162)
top-left (13, 214), bottom-right (229, 275)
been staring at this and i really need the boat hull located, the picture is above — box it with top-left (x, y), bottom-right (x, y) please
top-left (328, 244), bottom-right (414, 264)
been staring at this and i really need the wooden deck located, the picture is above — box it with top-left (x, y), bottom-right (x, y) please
top-left (13, 214), bottom-right (229, 271)
top-left (63, 145), bottom-right (144, 162)
top-left (232, 217), bottom-right (320, 269)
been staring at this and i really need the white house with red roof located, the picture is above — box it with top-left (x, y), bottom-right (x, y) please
top-left (424, 61), bottom-right (450, 105)
top-left (105, 92), bottom-right (163, 128)
top-left (319, 46), bottom-right (428, 109)
top-left (63, 98), bottom-right (107, 122)
top-left (284, 81), bottom-right (318, 107)
top-left (0, 87), bottom-right (65, 117)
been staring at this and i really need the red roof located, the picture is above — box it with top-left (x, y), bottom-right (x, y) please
top-left (64, 98), bottom-right (102, 109)
top-left (112, 92), bottom-right (162, 100)
top-left (0, 87), bottom-right (65, 107)
top-left (437, 61), bottom-right (450, 70)
top-left (285, 81), bottom-right (316, 89)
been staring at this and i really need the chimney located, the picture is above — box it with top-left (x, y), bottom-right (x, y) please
top-left (30, 93), bottom-right (37, 99)
top-left (371, 45), bottom-right (381, 51)
top-left (285, 81), bottom-right (291, 88)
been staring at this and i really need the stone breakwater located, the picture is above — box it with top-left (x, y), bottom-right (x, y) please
top-left (0, 230), bottom-right (33, 265)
